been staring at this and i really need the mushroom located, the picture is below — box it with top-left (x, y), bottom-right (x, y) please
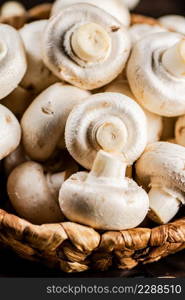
top-left (3, 144), bottom-right (29, 176)
top-left (19, 20), bottom-right (58, 94)
top-left (0, 1), bottom-right (25, 18)
top-left (123, 0), bottom-right (140, 10)
top-left (105, 78), bottom-right (163, 144)
top-left (0, 104), bottom-right (21, 160)
top-left (0, 24), bottom-right (27, 99)
top-left (1, 86), bottom-right (33, 120)
top-left (7, 160), bottom-right (78, 224)
top-left (127, 32), bottom-right (185, 117)
top-left (21, 83), bottom-right (90, 161)
top-left (129, 24), bottom-right (167, 45)
top-left (175, 115), bottom-right (185, 147)
top-left (0, 1), bottom-right (26, 30)
top-left (65, 92), bottom-right (147, 170)
top-left (159, 15), bottom-right (185, 35)
top-left (136, 142), bottom-right (185, 224)
top-left (51, 0), bottom-right (130, 27)
top-left (59, 150), bottom-right (149, 230)
top-left (43, 3), bottom-right (131, 90)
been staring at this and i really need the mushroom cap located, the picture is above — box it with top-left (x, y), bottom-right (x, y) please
top-left (0, 24), bottom-right (27, 99)
top-left (123, 0), bottom-right (140, 10)
top-left (7, 161), bottom-right (64, 224)
top-left (127, 32), bottom-right (185, 117)
top-left (0, 104), bottom-right (21, 160)
top-left (175, 115), bottom-right (185, 147)
top-left (0, 1), bottom-right (25, 17)
top-left (136, 142), bottom-right (185, 193)
top-left (65, 92), bottom-right (147, 169)
top-left (19, 20), bottom-right (58, 93)
top-left (129, 23), bottom-right (167, 45)
top-left (59, 170), bottom-right (149, 230)
top-left (105, 79), bottom-right (163, 144)
top-left (51, 0), bottom-right (130, 27)
top-left (43, 3), bottom-right (131, 90)
top-left (159, 15), bottom-right (185, 35)
top-left (21, 83), bottom-right (90, 161)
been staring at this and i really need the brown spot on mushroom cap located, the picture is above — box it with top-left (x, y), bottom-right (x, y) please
top-left (111, 26), bottom-right (120, 32)
top-left (5, 115), bottom-right (12, 123)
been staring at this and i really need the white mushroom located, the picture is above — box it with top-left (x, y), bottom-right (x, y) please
top-left (0, 24), bottom-right (27, 99)
top-left (106, 78), bottom-right (163, 144)
top-left (51, 0), bottom-right (130, 27)
top-left (123, 0), bottom-right (140, 10)
top-left (1, 86), bottom-right (33, 119)
top-left (127, 32), bottom-right (185, 117)
top-left (0, 1), bottom-right (25, 17)
top-left (43, 3), bottom-right (131, 90)
top-left (65, 92), bottom-right (147, 170)
top-left (175, 115), bottom-right (185, 147)
top-left (21, 83), bottom-right (90, 161)
top-left (129, 23), bottom-right (167, 45)
top-left (136, 142), bottom-right (185, 224)
top-left (59, 150), bottom-right (149, 230)
top-left (0, 104), bottom-right (21, 160)
top-left (19, 20), bottom-right (58, 94)
top-left (7, 160), bottom-right (78, 224)
top-left (159, 15), bottom-right (185, 35)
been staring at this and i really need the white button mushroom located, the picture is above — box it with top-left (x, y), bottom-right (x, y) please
top-left (43, 3), bottom-right (131, 90)
top-left (7, 161), bottom-right (78, 224)
top-left (175, 115), bottom-right (185, 147)
top-left (159, 15), bottom-right (185, 35)
top-left (0, 24), bottom-right (27, 99)
top-left (21, 83), bottom-right (90, 161)
top-left (129, 24), bottom-right (167, 45)
top-left (0, 1), bottom-right (25, 18)
top-left (19, 20), bottom-right (58, 94)
top-left (123, 0), bottom-right (140, 10)
top-left (136, 142), bottom-right (185, 224)
top-left (3, 144), bottom-right (29, 176)
top-left (105, 78), bottom-right (163, 144)
top-left (51, 0), bottom-right (131, 27)
top-left (127, 32), bottom-right (185, 117)
top-left (0, 104), bottom-right (21, 159)
top-left (59, 150), bottom-right (149, 230)
top-left (65, 92), bottom-right (147, 170)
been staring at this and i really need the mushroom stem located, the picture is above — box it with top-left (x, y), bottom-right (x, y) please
top-left (148, 186), bottom-right (183, 224)
top-left (92, 116), bottom-right (128, 152)
top-left (86, 150), bottom-right (126, 181)
top-left (162, 39), bottom-right (185, 77)
top-left (71, 22), bottom-right (111, 62)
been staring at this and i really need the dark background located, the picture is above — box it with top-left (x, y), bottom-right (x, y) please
top-left (0, 0), bottom-right (185, 278)
top-left (0, 0), bottom-right (185, 17)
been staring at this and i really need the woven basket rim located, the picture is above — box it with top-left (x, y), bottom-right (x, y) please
top-left (1, 208), bottom-right (185, 273)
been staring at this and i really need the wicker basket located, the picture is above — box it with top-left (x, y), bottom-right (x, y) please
top-left (0, 4), bottom-right (185, 273)
top-left (1, 209), bottom-right (185, 273)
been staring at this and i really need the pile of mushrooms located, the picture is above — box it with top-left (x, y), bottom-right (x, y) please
top-left (0, 0), bottom-right (185, 230)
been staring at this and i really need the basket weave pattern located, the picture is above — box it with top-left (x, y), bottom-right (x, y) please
top-left (1, 209), bottom-right (185, 273)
